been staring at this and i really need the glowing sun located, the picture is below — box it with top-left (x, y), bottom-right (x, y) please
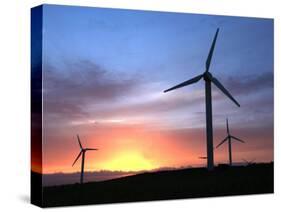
top-left (103, 151), bottom-right (155, 171)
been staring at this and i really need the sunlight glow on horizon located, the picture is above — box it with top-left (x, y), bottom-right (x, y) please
top-left (101, 151), bottom-right (156, 171)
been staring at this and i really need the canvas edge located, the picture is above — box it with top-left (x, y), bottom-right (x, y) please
top-left (31, 4), bottom-right (43, 208)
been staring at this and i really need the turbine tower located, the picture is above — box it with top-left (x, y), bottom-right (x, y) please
top-left (164, 28), bottom-right (240, 170)
top-left (216, 118), bottom-right (245, 166)
top-left (72, 135), bottom-right (98, 184)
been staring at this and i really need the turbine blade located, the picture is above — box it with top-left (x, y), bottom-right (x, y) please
top-left (211, 77), bottom-right (240, 107)
top-left (164, 74), bottom-right (203, 93)
top-left (226, 118), bottom-right (229, 134)
top-left (85, 148), bottom-right (98, 151)
top-left (205, 28), bottom-right (219, 71)
top-left (231, 135), bottom-right (245, 143)
top-left (77, 134), bottom-right (83, 149)
top-left (72, 151), bottom-right (82, 166)
top-left (216, 136), bottom-right (228, 148)
top-left (242, 159), bottom-right (248, 163)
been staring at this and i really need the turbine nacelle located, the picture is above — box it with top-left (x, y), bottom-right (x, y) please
top-left (203, 71), bottom-right (213, 81)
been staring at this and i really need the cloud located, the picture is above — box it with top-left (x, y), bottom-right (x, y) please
top-left (43, 59), bottom-right (273, 136)
top-left (44, 60), bottom-right (140, 120)
top-left (87, 89), bottom-right (206, 120)
top-left (43, 60), bottom-right (209, 129)
top-left (221, 72), bottom-right (273, 96)
top-left (46, 60), bottom-right (140, 101)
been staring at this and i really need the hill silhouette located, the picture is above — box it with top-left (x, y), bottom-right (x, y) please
top-left (40, 163), bottom-right (273, 207)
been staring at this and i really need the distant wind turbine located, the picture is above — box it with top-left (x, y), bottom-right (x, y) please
top-left (164, 28), bottom-right (240, 170)
top-left (216, 118), bottom-right (245, 166)
top-left (72, 135), bottom-right (98, 184)
top-left (242, 158), bottom-right (256, 166)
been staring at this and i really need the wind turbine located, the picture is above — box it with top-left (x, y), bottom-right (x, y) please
top-left (164, 28), bottom-right (240, 170)
top-left (242, 158), bottom-right (256, 166)
top-left (216, 118), bottom-right (245, 166)
top-left (72, 135), bottom-right (98, 184)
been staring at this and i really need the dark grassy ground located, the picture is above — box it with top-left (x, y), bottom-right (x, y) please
top-left (41, 163), bottom-right (273, 207)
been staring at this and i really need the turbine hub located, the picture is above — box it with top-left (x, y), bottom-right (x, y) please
top-left (203, 71), bottom-right (213, 81)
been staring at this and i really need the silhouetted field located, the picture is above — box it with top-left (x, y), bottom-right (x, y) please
top-left (41, 163), bottom-right (273, 207)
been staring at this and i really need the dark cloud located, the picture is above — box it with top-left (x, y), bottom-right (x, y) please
top-left (221, 72), bottom-right (273, 96)
top-left (45, 60), bottom-right (140, 101)
top-left (44, 60), bottom-right (140, 118)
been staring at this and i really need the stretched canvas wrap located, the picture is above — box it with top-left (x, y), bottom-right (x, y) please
top-left (31, 4), bottom-right (274, 208)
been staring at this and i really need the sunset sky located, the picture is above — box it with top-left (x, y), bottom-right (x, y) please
top-left (37, 5), bottom-right (273, 174)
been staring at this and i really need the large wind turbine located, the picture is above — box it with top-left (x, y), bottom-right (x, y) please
top-left (72, 135), bottom-right (98, 184)
top-left (164, 28), bottom-right (240, 170)
top-left (216, 118), bottom-right (245, 166)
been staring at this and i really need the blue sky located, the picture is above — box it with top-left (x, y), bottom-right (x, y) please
top-left (42, 5), bottom-right (273, 77)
